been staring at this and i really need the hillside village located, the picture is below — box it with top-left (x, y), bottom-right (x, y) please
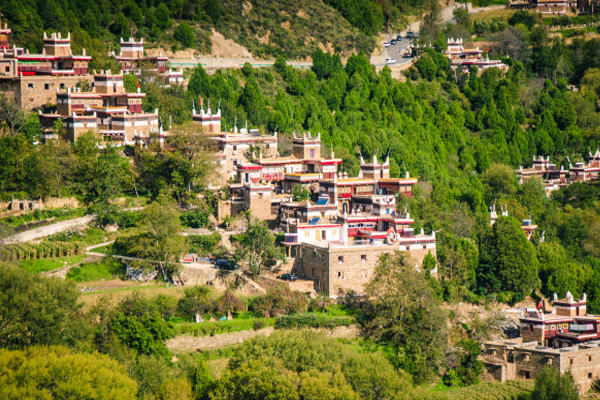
top-left (1, 0), bottom-right (600, 399)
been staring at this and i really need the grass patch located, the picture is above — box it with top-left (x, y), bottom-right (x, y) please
top-left (18, 255), bottom-right (86, 274)
top-left (172, 317), bottom-right (277, 337)
top-left (421, 380), bottom-right (535, 399)
top-left (45, 226), bottom-right (133, 247)
top-left (66, 258), bottom-right (124, 282)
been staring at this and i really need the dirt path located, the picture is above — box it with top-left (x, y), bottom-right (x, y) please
top-left (166, 325), bottom-right (359, 352)
top-left (4, 215), bottom-right (95, 244)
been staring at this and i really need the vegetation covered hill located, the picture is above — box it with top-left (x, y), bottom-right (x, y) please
top-left (0, 0), bottom-right (378, 62)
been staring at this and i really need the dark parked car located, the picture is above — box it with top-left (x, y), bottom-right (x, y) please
top-left (277, 273), bottom-right (297, 282)
top-left (391, 39), bottom-right (397, 45)
top-left (406, 31), bottom-right (414, 38)
top-left (397, 35), bottom-right (402, 41)
top-left (215, 259), bottom-right (238, 271)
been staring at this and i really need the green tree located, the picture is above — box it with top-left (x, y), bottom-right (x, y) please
top-left (454, 339), bottom-right (484, 386)
top-left (193, 358), bottom-right (215, 400)
top-left (174, 23), bottom-right (195, 48)
top-left (234, 217), bottom-right (283, 278)
top-left (526, 367), bottom-right (578, 400)
top-left (481, 216), bottom-right (539, 295)
top-left (123, 73), bottom-right (138, 93)
top-left (360, 252), bottom-right (446, 383)
top-left (0, 266), bottom-right (81, 349)
top-left (129, 195), bottom-right (185, 280)
top-left (111, 12), bottom-right (130, 37)
top-left (112, 312), bottom-right (173, 358)
top-left (0, 346), bottom-right (137, 399)
top-left (205, 0), bottom-right (221, 24)
top-left (482, 163), bottom-right (517, 204)
top-left (156, 4), bottom-right (172, 29)
top-left (39, 138), bottom-right (75, 198)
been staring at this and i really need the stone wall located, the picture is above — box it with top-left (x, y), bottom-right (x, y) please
top-left (519, 323), bottom-right (545, 345)
top-left (20, 75), bottom-right (94, 110)
top-left (482, 363), bottom-right (506, 382)
top-left (216, 198), bottom-right (247, 221)
top-left (558, 346), bottom-right (600, 393)
top-left (0, 76), bottom-right (20, 103)
top-left (252, 274), bottom-right (289, 291)
top-left (44, 197), bottom-right (79, 209)
top-left (299, 242), bottom-right (437, 297)
top-left (179, 266), bottom-right (218, 286)
top-left (0, 196), bottom-right (79, 212)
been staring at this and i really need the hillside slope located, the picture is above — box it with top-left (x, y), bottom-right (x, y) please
top-left (0, 0), bottom-right (376, 63)
top-left (215, 0), bottom-right (376, 60)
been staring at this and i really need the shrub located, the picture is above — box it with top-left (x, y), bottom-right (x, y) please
top-left (186, 233), bottom-right (221, 255)
top-left (253, 319), bottom-right (267, 330)
top-left (174, 23), bottom-right (196, 48)
top-left (275, 314), bottom-right (352, 329)
top-left (180, 209), bottom-right (211, 228)
top-left (217, 290), bottom-right (246, 313)
top-left (249, 287), bottom-right (308, 317)
top-left (0, 241), bottom-right (86, 261)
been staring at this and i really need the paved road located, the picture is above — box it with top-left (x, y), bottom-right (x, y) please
top-left (373, 36), bottom-right (415, 67)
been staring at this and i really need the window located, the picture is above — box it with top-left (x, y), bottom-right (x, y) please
top-left (590, 356), bottom-right (593, 362)
top-left (258, 194), bottom-right (263, 199)
top-left (233, 145), bottom-right (237, 150)
top-left (310, 149), bottom-right (314, 158)
top-left (361, 255), bottom-right (367, 262)
top-left (570, 359), bottom-right (574, 365)
top-left (338, 271), bottom-right (345, 279)
top-left (44, 83), bottom-right (50, 90)
top-left (304, 231), bottom-right (310, 237)
top-left (332, 229), bottom-right (337, 235)
top-left (28, 83), bottom-right (34, 88)
top-left (525, 371), bottom-right (531, 379)
top-left (338, 256), bottom-right (344, 264)
top-left (589, 373), bottom-right (593, 379)
top-left (4, 66), bottom-right (9, 72)
top-left (524, 354), bottom-right (530, 362)
top-left (361, 270), bottom-right (367, 278)
top-left (60, 83), bottom-right (65, 89)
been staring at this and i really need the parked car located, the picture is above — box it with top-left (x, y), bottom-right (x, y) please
top-left (403, 52), bottom-right (412, 58)
top-left (277, 273), bottom-right (297, 282)
top-left (406, 31), bottom-right (414, 38)
top-left (397, 35), bottom-right (402, 41)
top-left (385, 58), bottom-right (397, 64)
top-left (383, 42), bottom-right (390, 47)
top-left (391, 39), bottom-right (397, 45)
top-left (215, 259), bottom-right (238, 271)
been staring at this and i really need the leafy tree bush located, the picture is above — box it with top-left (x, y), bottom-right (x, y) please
top-left (249, 287), bottom-right (308, 317)
top-left (211, 330), bottom-right (411, 400)
top-left (479, 217), bottom-right (539, 296)
top-left (174, 23), bottom-right (195, 48)
top-left (180, 208), bottom-right (211, 228)
top-left (360, 252), bottom-right (446, 383)
top-left (0, 346), bottom-right (138, 399)
top-left (0, 266), bottom-right (81, 349)
top-left (519, 366), bottom-right (578, 400)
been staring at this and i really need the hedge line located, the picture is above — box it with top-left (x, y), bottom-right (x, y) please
top-left (275, 314), bottom-right (353, 330)
top-left (0, 241), bottom-right (86, 261)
